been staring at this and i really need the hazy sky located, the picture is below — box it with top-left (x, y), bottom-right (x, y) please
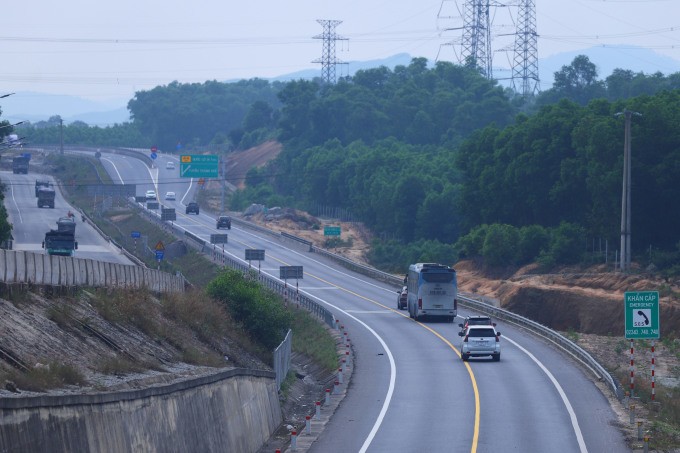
top-left (1, 0), bottom-right (680, 102)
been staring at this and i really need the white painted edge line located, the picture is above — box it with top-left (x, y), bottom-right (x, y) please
top-left (504, 335), bottom-right (588, 453)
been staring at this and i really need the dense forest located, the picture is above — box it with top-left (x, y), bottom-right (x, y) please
top-left (4, 55), bottom-right (680, 273)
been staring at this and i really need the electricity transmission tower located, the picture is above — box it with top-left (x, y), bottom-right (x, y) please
top-left (461, 0), bottom-right (493, 79)
top-left (313, 20), bottom-right (348, 84)
top-left (511, 0), bottom-right (539, 96)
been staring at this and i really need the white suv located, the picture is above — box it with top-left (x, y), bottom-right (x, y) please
top-left (459, 325), bottom-right (501, 362)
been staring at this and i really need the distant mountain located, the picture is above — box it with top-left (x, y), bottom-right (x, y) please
top-left (1, 92), bottom-right (130, 127)
top-left (491, 45), bottom-right (680, 91)
top-left (269, 53), bottom-right (415, 82)
top-left (3, 48), bottom-right (679, 127)
top-left (537, 45), bottom-right (680, 90)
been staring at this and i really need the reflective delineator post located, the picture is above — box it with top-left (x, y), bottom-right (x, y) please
top-left (651, 340), bottom-right (656, 401)
top-left (338, 368), bottom-right (343, 384)
top-left (315, 401), bottom-right (321, 419)
top-left (335, 319), bottom-right (339, 330)
top-left (637, 421), bottom-right (643, 441)
top-left (630, 404), bottom-right (636, 425)
top-left (305, 415), bottom-right (311, 435)
top-left (333, 380), bottom-right (340, 395)
top-left (630, 339), bottom-right (635, 398)
top-left (290, 431), bottom-right (297, 450)
top-left (644, 435), bottom-right (650, 453)
top-left (325, 388), bottom-right (331, 405)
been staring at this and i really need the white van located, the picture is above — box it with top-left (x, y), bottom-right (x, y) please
top-left (166, 161), bottom-right (175, 170)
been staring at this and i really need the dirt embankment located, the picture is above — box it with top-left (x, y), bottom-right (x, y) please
top-left (456, 260), bottom-right (680, 337)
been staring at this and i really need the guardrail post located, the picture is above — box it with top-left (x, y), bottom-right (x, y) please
top-left (637, 421), bottom-right (643, 441)
top-left (629, 404), bottom-right (635, 425)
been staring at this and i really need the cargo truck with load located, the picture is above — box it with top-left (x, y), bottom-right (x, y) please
top-left (35, 180), bottom-right (51, 197)
top-left (37, 187), bottom-right (56, 208)
top-left (12, 155), bottom-right (29, 174)
top-left (42, 216), bottom-right (78, 256)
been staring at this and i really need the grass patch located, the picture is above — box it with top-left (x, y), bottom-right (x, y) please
top-left (45, 303), bottom-right (76, 329)
top-left (564, 328), bottom-right (579, 342)
top-left (96, 357), bottom-right (145, 375)
top-left (290, 307), bottom-right (339, 371)
top-left (5, 361), bottom-right (86, 392)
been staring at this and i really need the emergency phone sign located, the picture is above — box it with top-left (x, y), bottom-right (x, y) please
top-left (624, 291), bottom-right (660, 339)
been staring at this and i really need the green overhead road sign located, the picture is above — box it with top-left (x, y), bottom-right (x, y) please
top-left (324, 226), bottom-right (341, 236)
top-left (180, 154), bottom-right (218, 178)
top-left (625, 291), bottom-right (660, 339)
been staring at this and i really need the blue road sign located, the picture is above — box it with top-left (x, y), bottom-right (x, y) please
top-left (131, 231), bottom-right (141, 238)
top-left (155, 250), bottom-right (164, 260)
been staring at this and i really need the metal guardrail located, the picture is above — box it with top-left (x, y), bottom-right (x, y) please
top-left (455, 294), bottom-right (622, 399)
top-left (293, 238), bottom-right (624, 398)
top-left (103, 149), bottom-right (621, 399)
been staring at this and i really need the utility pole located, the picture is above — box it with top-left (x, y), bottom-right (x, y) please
top-left (59, 117), bottom-right (64, 154)
top-left (511, 0), bottom-right (540, 96)
top-left (461, 0), bottom-right (493, 79)
top-left (312, 20), bottom-right (348, 84)
top-left (616, 109), bottom-right (641, 271)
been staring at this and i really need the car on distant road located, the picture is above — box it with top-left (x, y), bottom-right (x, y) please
top-left (458, 325), bottom-right (501, 362)
top-left (165, 191), bottom-right (176, 200)
top-left (397, 286), bottom-right (408, 310)
top-left (166, 161), bottom-right (175, 170)
top-left (186, 202), bottom-right (199, 215)
top-left (216, 215), bottom-right (231, 229)
top-left (145, 190), bottom-right (157, 200)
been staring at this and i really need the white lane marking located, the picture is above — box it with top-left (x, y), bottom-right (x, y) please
top-left (211, 245), bottom-right (396, 452)
top-left (101, 157), bottom-right (125, 183)
top-left (503, 335), bottom-right (588, 453)
top-left (9, 180), bottom-right (23, 223)
top-left (345, 310), bottom-right (394, 314)
top-left (301, 290), bottom-right (396, 453)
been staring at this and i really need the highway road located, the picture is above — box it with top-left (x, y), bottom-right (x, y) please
top-left (119, 149), bottom-right (628, 452)
top-left (7, 148), bottom-right (630, 452)
top-left (3, 170), bottom-right (133, 265)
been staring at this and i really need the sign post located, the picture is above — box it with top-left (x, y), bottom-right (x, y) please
top-left (624, 291), bottom-right (660, 399)
top-left (279, 266), bottom-right (303, 306)
top-left (180, 154), bottom-right (219, 178)
top-left (131, 231), bottom-right (140, 254)
top-left (245, 249), bottom-right (265, 273)
top-left (155, 241), bottom-right (165, 270)
top-left (324, 226), bottom-right (341, 236)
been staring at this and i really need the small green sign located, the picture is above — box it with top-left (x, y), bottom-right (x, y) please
top-left (180, 154), bottom-right (218, 178)
top-left (324, 226), bottom-right (341, 236)
top-left (625, 291), bottom-right (660, 339)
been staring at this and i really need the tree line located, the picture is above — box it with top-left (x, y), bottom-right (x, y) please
top-left (3, 55), bottom-right (680, 273)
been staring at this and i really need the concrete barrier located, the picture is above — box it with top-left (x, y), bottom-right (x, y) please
top-left (0, 249), bottom-right (184, 293)
top-left (0, 369), bottom-right (281, 453)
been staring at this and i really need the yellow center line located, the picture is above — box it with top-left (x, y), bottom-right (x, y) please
top-left (231, 236), bottom-right (481, 451)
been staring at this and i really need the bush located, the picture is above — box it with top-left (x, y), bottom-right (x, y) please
top-left (481, 224), bottom-right (519, 266)
top-left (206, 269), bottom-right (292, 349)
